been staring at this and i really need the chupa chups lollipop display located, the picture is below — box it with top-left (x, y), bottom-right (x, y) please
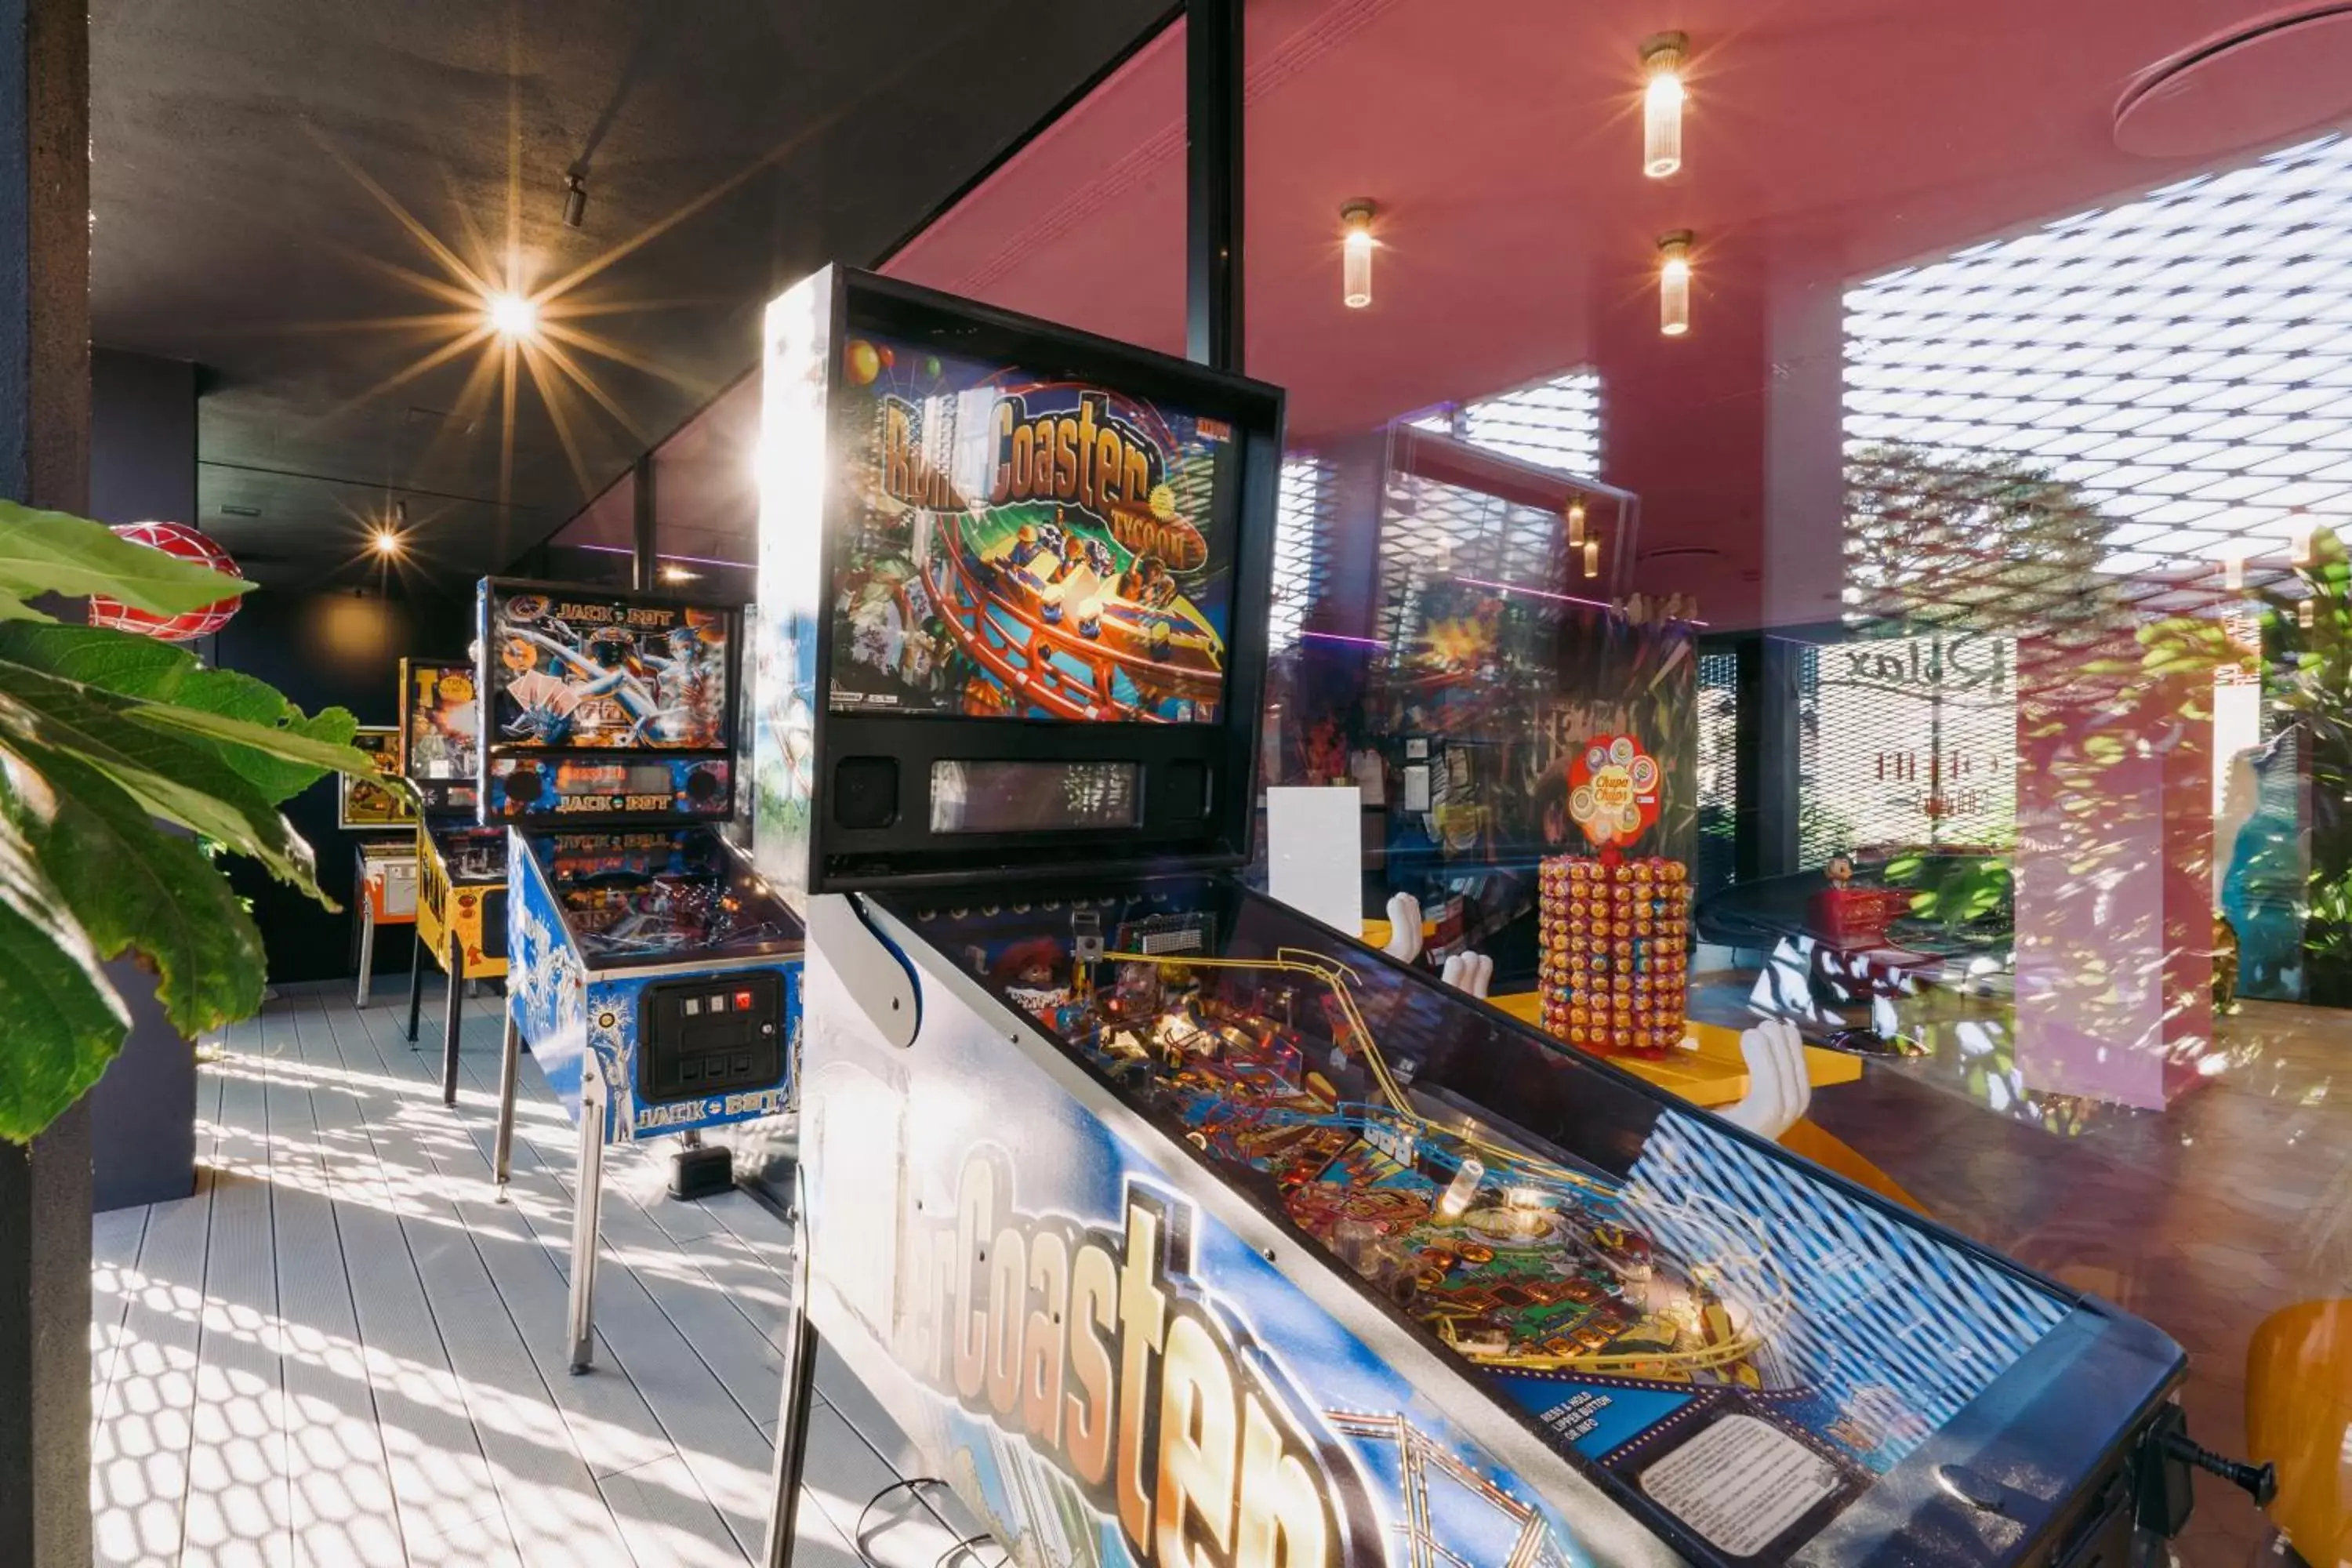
top-left (1536, 733), bottom-right (1690, 1058)
top-left (1538, 855), bottom-right (1690, 1056)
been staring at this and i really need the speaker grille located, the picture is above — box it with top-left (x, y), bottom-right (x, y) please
top-left (1163, 760), bottom-right (1209, 822)
top-left (833, 756), bottom-right (899, 830)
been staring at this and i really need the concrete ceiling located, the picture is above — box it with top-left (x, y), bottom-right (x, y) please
top-left (92, 0), bottom-right (1174, 587)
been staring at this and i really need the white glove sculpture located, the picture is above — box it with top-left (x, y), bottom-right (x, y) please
top-left (1439, 951), bottom-right (1494, 998)
top-left (1384, 893), bottom-right (1425, 964)
top-left (1384, 894), bottom-right (1491, 996)
top-left (1720, 1018), bottom-right (1812, 1141)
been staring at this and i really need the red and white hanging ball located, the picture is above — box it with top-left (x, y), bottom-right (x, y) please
top-left (88, 520), bottom-right (241, 641)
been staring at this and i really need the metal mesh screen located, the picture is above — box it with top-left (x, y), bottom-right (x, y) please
top-left (1270, 454), bottom-right (1337, 652)
top-left (1408, 369), bottom-right (1602, 477)
top-left (1374, 460), bottom-right (1579, 649)
top-left (1847, 132), bottom-right (2352, 576)
top-left (1696, 648), bottom-right (1737, 899)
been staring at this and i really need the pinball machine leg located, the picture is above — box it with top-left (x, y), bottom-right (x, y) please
top-left (566, 1073), bottom-right (607, 1374)
top-left (761, 1163), bottom-right (821, 1567)
top-left (441, 931), bottom-right (465, 1107)
top-left (406, 924), bottom-right (426, 1044)
top-left (492, 1005), bottom-right (521, 1202)
top-left (354, 898), bottom-right (377, 1008)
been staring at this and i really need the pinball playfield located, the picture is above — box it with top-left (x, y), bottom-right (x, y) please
top-left (892, 883), bottom-right (2093, 1515)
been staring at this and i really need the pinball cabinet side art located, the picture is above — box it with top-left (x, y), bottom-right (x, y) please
top-left (399, 655), bottom-right (509, 1085)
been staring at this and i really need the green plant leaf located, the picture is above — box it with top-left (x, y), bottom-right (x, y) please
top-left (125, 702), bottom-right (371, 783)
top-left (0, 662), bottom-right (328, 903)
top-left (0, 808), bottom-right (131, 1143)
top-left (0, 500), bottom-right (252, 614)
top-left (2, 750), bottom-right (264, 1040)
top-left (0, 623), bottom-right (364, 802)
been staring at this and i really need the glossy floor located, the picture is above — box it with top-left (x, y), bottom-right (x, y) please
top-left (86, 981), bottom-right (980, 1568)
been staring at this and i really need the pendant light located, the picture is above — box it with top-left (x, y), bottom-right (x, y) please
top-left (1341, 201), bottom-right (1377, 309)
top-left (1658, 231), bottom-right (1693, 337)
top-left (1641, 33), bottom-right (1689, 179)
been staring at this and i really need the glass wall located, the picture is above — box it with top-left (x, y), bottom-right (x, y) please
top-left (527, 372), bottom-right (758, 603)
top-left (536, 468), bottom-right (635, 588)
top-left (870, 9), bottom-right (2352, 1557)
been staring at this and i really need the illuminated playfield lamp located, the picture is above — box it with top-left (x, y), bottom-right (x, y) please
top-left (1641, 32), bottom-right (1689, 178)
top-left (1657, 230), bottom-right (1694, 337)
top-left (485, 291), bottom-right (539, 340)
top-left (1341, 200), bottom-right (1377, 309)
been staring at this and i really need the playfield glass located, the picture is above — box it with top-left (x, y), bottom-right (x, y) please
top-left (484, 586), bottom-right (732, 752)
top-left (827, 329), bottom-right (1240, 724)
top-left (888, 880), bottom-right (2082, 1558)
top-left (526, 827), bottom-right (800, 969)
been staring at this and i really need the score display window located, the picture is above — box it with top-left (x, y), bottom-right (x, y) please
top-left (927, 759), bottom-right (1143, 835)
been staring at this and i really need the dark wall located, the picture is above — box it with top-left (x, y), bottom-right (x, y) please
top-left (209, 583), bottom-right (474, 983)
top-left (90, 348), bottom-right (194, 524)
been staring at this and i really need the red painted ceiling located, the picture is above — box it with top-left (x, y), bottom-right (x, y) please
top-left (884, 1), bottom-right (2348, 626)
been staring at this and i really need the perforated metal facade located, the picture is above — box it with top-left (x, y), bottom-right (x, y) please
top-left (1847, 132), bottom-right (2352, 576)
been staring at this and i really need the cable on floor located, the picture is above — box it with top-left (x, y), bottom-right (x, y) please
top-left (935, 1530), bottom-right (1000, 1568)
top-left (855, 1476), bottom-right (946, 1568)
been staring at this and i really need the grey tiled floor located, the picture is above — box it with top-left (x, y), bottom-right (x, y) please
top-left (89, 980), bottom-right (978, 1567)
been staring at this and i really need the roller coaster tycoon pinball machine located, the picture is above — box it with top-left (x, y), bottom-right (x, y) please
top-left (750, 268), bottom-right (2251, 1568)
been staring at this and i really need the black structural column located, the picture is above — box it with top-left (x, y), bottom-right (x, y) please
top-left (0, 0), bottom-right (93, 1565)
top-left (1185, 0), bottom-right (1243, 373)
top-left (1733, 634), bottom-right (1804, 883)
top-left (630, 451), bottom-right (656, 590)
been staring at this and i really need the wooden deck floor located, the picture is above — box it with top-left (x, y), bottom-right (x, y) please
top-left (89, 981), bottom-right (984, 1568)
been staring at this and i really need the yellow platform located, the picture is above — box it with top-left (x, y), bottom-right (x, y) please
top-left (1359, 918), bottom-right (1860, 1109)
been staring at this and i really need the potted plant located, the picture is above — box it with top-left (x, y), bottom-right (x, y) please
top-left (0, 499), bottom-right (372, 1142)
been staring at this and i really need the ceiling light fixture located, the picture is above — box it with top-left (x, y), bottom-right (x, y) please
top-left (370, 526), bottom-right (403, 558)
top-left (1641, 32), bottom-right (1688, 179)
top-left (563, 173), bottom-right (588, 230)
top-left (1583, 539), bottom-right (1601, 579)
top-left (1657, 230), bottom-right (1693, 337)
top-left (1566, 497), bottom-right (1588, 549)
top-left (659, 563), bottom-right (701, 583)
top-left (1341, 200), bottom-right (1377, 310)
top-left (486, 291), bottom-right (539, 340)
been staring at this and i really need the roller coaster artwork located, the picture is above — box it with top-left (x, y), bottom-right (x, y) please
top-left (917, 508), bottom-right (1226, 723)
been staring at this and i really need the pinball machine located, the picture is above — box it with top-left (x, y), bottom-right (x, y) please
top-left (748, 269), bottom-right (2244, 1568)
top-left (399, 655), bottom-right (510, 1088)
top-left (473, 579), bottom-right (804, 1372)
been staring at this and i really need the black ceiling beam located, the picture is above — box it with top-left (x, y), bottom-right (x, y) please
top-left (1185, 0), bottom-right (1243, 374)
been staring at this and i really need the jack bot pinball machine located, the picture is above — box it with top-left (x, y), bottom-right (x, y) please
top-left (400, 655), bottom-right (508, 1091)
top-left (752, 270), bottom-right (2234, 1568)
top-left (475, 579), bottom-right (804, 1373)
